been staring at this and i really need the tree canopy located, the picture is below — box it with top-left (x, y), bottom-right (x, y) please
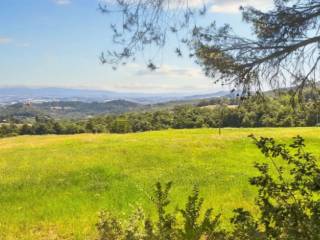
top-left (101, 0), bottom-right (320, 97)
top-left (99, 0), bottom-right (207, 68)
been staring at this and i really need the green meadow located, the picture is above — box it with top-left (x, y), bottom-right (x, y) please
top-left (0, 128), bottom-right (320, 239)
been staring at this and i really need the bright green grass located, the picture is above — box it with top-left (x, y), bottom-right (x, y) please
top-left (0, 128), bottom-right (320, 239)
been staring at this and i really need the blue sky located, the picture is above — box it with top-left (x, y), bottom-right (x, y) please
top-left (0, 0), bottom-right (272, 93)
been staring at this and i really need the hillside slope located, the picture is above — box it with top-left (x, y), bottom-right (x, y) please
top-left (0, 100), bottom-right (143, 120)
top-left (0, 128), bottom-right (319, 239)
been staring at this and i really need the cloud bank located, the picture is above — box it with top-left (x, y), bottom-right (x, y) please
top-left (209, 0), bottom-right (273, 13)
top-left (186, 0), bottom-right (273, 13)
top-left (100, 0), bottom-right (272, 13)
top-left (135, 64), bottom-right (205, 79)
top-left (53, 0), bottom-right (71, 5)
top-left (0, 37), bottom-right (12, 45)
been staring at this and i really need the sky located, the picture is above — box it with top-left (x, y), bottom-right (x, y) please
top-left (0, 0), bottom-right (272, 93)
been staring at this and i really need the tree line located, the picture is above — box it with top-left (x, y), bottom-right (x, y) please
top-left (0, 94), bottom-right (319, 138)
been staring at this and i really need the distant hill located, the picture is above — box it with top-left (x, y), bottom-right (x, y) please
top-left (0, 103), bottom-right (44, 121)
top-left (0, 87), bottom-right (236, 120)
top-left (37, 100), bottom-right (142, 118)
top-left (0, 87), bottom-right (231, 105)
top-left (0, 100), bottom-right (143, 120)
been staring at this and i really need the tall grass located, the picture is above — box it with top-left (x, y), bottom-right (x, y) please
top-left (0, 128), bottom-right (319, 239)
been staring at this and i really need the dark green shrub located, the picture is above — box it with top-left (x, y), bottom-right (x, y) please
top-left (237, 135), bottom-right (320, 239)
top-left (97, 136), bottom-right (320, 239)
top-left (96, 182), bottom-right (224, 240)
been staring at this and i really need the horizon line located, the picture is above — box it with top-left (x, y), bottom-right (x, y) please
top-left (0, 84), bottom-right (227, 95)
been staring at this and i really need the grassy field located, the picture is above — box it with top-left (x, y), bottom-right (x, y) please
top-left (0, 128), bottom-right (320, 239)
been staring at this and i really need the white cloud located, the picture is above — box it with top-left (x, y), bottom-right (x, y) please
top-left (135, 64), bottom-right (205, 79)
top-left (100, 0), bottom-right (273, 12)
top-left (111, 82), bottom-right (214, 92)
top-left (107, 63), bottom-right (218, 92)
top-left (0, 37), bottom-right (12, 45)
top-left (53, 0), bottom-right (71, 5)
top-left (157, 0), bottom-right (273, 12)
top-left (209, 0), bottom-right (273, 13)
top-left (0, 37), bottom-right (30, 47)
top-left (16, 42), bottom-right (30, 48)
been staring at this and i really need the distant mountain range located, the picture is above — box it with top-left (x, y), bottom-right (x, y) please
top-left (0, 100), bottom-right (143, 120)
top-left (0, 87), bottom-right (232, 105)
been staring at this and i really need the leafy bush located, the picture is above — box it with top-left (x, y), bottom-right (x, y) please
top-left (97, 136), bottom-right (320, 239)
top-left (96, 183), bottom-right (225, 240)
top-left (241, 135), bottom-right (320, 239)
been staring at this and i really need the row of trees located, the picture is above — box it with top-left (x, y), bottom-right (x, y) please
top-left (0, 94), bottom-right (319, 137)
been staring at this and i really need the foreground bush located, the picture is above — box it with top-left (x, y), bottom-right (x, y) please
top-left (97, 136), bottom-right (320, 239)
top-left (97, 183), bottom-right (226, 240)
